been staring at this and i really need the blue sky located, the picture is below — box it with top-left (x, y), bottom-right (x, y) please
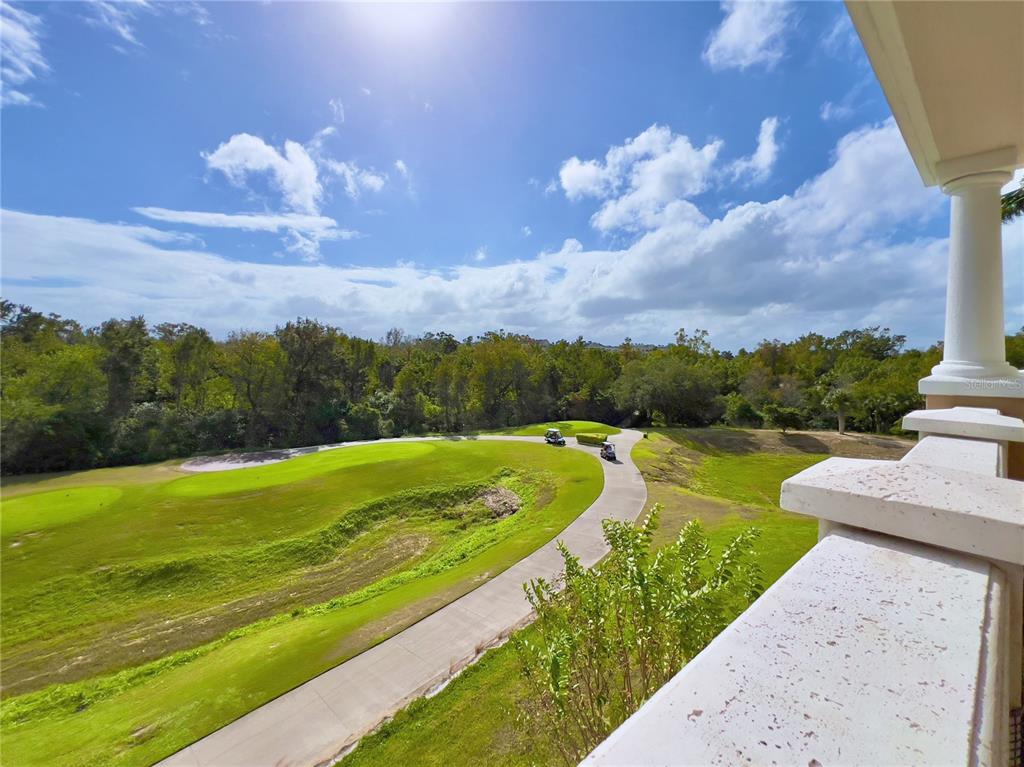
top-left (1, 1), bottom-right (1021, 349)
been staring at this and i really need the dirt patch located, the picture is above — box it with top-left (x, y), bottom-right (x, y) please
top-left (479, 487), bottom-right (521, 518)
top-left (637, 438), bottom-right (704, 487)
top-left (634, 427), bottom-right (911, 549)
top-left (643, 483), bottom-right (762, 551)
top-left (1, 529), bottom-right (437, 696)
top-left (324, 575), bottom-right (493, 665)
top-left (661, 427), bottom-right (912, 460)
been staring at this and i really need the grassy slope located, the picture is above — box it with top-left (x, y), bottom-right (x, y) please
top-left (343, 427), bottom-right (912, 766)
top-left (483, 420), bottom-right (621, 437)
top-left (0, 440), bottom-right (603, 767)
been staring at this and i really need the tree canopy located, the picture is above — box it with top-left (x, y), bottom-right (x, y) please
top-left (5, 300), bottom-right (1015, 474)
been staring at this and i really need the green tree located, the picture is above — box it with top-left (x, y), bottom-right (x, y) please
top-left (276, 318), bottom-right (346, 444)
top-left (220, 331), bottom-right (287, 447)
top-left (155, 323), bottom-right (216, 410)
top-left (2, 344), bottom-right (108, 472)
top-left (1002, 180), bottom-right (1023, 222)
top-left (761, 402), bottom-right (803, 433)
top-left (822, 387), bottom-right (855, 434)
top-left (722, 392), bottom-right (762, 428)
top-left (97, 316), bottom-right (152, 418)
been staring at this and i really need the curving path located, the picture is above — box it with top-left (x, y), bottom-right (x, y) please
top-left (160, 430), bottom-right (648, 767)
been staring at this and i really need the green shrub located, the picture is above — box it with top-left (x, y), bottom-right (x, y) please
top-left (721, 392), bottom-right (763, 428)
top-left (575, 432), bottom-right (607, 447)
top-left (515, 506), bottom-right (762, 765)
top-left (760, 402), bottom-right (803, 433)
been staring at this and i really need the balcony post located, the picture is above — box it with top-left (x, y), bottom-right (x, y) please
top-left (929, 170), bottom-right (1016, 381)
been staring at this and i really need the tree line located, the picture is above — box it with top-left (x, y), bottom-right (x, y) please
top-left (3, 300), bottom-right (1022, 474)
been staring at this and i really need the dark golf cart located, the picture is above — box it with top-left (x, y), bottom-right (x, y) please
top-left (600, 441), bottom-right (617, 461)
top-left (544, 428), bottom-right (566, 446)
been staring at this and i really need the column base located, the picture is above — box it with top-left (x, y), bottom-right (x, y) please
top-left (923, 392), bottom-right (1024, 479)
top-left (920, 367), bottom-right (1024, 399)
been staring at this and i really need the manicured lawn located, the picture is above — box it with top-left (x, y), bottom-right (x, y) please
top-left (483, 420), bottom-right (621, 437)
top-left (0, 439), bottom-right (603, 767)
top-left (341, 427), bottom-right (905, 767)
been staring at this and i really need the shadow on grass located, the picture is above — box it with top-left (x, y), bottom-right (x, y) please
top-left (779, 432), bottom-right (830, 453)
top-left (661, 427), bottom-right (761, 456)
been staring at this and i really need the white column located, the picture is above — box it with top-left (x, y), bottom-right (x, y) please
top-left (930, 170), bottom-right (1016, 380)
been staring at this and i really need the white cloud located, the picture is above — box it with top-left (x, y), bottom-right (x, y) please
top-left (83, 1), bottom-right (210, 47)
top-left (820, 100), bottom-right (853, 122)
top-left (1, 1), bottom-right (49, 107)
top-left (559, 158), bottom-right (607, 200)
top-left (308, 127), bottom-right (388, 199)
top-left (361, 86), bottom-right (372, 96)
top-left (472, 247), bottom-right (488, 262)
top-left (560, 124), bottom-right (722, 232)
top-left (329, 97), bottom-right (345, 124)
top-left (133, 208), bottom-right (358, 263)
top-left (729, 116), bottom-right (780, 184)
top-left (820, 12), bottom-right (860, 60)
top-left (192, 128), bottom-right (387, 258)
top-left (5, 119), bottom-right (993, 350)
top-left (132, 208), bottom-right (356, 239)
top-left (703, 0), bottom-right (794, 72)
top-left (323, 160), bottom-right (386, 200)
top-left (522, 226), bottom-right (532, 237)
top-left (190, 127), bottom-right (399, 259)
top-left (86, 1), bottom-right (146, 45)
top-left (393, 159), bottom-right (415, 196)
top-left (819, 76), bottom-right (873, 124)
top-left (203, 133), bottom-right (323, 214)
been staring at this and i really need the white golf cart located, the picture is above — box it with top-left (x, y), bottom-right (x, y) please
top-left (600, 441), bottom-right (617, 461)
top-left (544, 428), bottom-right (566, 446)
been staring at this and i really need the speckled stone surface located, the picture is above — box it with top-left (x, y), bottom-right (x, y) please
top-left (903, 406), bottom-right (1024, 443)
top-left (781, 457), bottom-right (1024, 565)
top-left (583, 528), bottom-right (1006, 767)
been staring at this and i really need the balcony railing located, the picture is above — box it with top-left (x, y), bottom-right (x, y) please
top-left (582, 407), bottom-right (1024, 766)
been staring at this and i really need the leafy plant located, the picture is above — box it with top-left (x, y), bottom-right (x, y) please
top-left (760, 402), bottom-right (803, 433)
top-left (514, 505), bottom-right (762, 765)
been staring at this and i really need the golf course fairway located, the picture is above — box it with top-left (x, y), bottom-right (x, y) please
top-left (0, 437), bottom-right (603, 767)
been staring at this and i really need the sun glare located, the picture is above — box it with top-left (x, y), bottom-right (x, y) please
top-left (342, 2), bottom-right (457, 47)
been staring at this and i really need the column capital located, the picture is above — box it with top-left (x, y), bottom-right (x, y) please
top-left (942, 170), bottom-right (1013, 194)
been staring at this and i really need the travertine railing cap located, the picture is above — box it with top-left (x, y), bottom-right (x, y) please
top-left (902, 406), bottom-right (1024, 442)
top-left (781, 460), bottom-right (1024, 565)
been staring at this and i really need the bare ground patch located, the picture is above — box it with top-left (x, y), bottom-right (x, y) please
top-left (1, 529), bottom-right (436, 696)
top-left (665, 427), bottom-right (912, 460)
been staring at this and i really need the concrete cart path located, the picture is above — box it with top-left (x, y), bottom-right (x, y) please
top-left (159, 430), bottom-right (648, 767)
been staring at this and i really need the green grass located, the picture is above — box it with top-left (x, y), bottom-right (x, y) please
top-left (0, 440), bottom-right (603, 767)
top-left (342, 428), bottom-right (826, 767)
top-left (689, 453), bottom-right (823, 509)
top-left (2, 486), bottom-right (124, 536)
top-left (483, 420), bottom-right (621, 437)
top-left (165, 442), bottom-right (436, 497)
top-left (344, 622), bottom-right (556, 767)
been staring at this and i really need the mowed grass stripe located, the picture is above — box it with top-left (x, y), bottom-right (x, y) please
top-left (2, 486), bottom-right (124, 536)
top-left (165, 441), bottom-right (436, 497)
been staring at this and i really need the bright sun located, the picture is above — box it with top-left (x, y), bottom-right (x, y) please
top-left (341, 2), bottom-right (457, 47)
